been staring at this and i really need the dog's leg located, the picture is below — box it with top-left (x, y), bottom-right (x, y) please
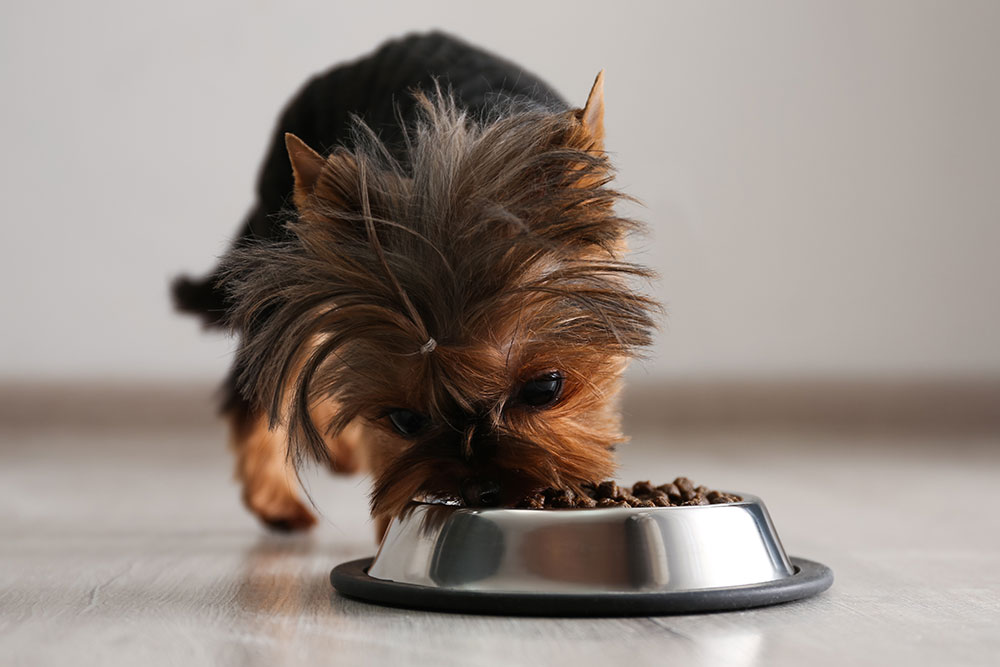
top-left (221, 361), bottom-right (369, 533)
top-left (229, 407), bottom-right (317, 532)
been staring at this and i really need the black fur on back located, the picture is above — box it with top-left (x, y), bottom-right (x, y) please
top-left (172, 32), bottom-right (567, 331)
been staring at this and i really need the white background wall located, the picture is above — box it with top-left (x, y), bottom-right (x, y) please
top-left (1, 0), bottom-right (997, 381)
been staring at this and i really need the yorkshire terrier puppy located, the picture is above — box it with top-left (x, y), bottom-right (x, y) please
top-left (174, 32), bottom-right (656, 536)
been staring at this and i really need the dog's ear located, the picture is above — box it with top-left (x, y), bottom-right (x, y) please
top-left (578, 70), bottom-right (605, 149)
top-left (285, 133), bottom-right (325, 211)
top-left (286, 133), bottom-right (323, 186)
top-left (560, 71), bottom-right (607, 189)
top-left (285, 133), bottom-right (360, 218)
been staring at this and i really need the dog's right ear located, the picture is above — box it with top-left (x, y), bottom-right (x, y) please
top-left (285, 133), bottom-right (360, 217)
top-left (285, 133), bottom-right (325, 212)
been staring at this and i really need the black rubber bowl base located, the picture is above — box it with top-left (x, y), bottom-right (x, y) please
top-left (330, 556), bottom-right (833, 616)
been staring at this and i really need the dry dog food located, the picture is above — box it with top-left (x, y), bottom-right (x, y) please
top-left (516, 478), bottom-right (742, 509)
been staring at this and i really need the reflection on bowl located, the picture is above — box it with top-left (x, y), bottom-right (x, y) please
top-left (368, 494), bottom-right (795, 594)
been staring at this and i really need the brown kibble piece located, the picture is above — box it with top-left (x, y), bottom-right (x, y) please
top-left (597, 498), bottom-right (621, 507)
top-left (682, 495), bottom-right (710, 506)
top-left (651, 492), bottom-right (671, 507)
top-left (674, 477), bottom-right (695, 500)
top-left (595, 481), bottom-right (619, 499)
top-left (516, 492), bottom-right (546, 509)
top-left (548, 489), bottom-right (575, 508)
top-left (621, 493), bottom-right (641, 506)
top-left (632, 480), bottom-right (656, 498)
top-left (658, 483), bottom-right (682, 503)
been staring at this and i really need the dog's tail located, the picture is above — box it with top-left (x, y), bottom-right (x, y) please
top-left (171, 272), bottom-right (228, 328)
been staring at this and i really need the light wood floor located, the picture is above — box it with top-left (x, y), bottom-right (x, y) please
top-left (1, 387), bottom-right (998, 666)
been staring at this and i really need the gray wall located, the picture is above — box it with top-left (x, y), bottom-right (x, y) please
top-left (2, 0), bottom-right (997, 380)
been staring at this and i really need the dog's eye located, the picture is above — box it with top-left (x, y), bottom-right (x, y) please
top-left (520, 371), bottom-right (564, 407)
top-left (387, 409), bottom-right (428, 437)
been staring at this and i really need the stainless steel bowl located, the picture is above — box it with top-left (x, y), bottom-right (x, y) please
top-left (331, 493), bottom-right (833, 615)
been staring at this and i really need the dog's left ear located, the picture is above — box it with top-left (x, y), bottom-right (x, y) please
top-left (575, 70), bottom-right (605, 151)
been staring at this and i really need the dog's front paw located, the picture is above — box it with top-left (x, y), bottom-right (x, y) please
top-left (244, 487), bottom-right (318, 532)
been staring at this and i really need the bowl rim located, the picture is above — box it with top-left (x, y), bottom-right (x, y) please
top-left (403, 490), bottom-right (759, 515)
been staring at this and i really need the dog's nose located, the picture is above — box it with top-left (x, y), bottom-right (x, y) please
top-left (460, 478), bottom-right (501, 507)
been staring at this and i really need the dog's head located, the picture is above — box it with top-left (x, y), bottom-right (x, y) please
top-left (223, 74), bottom-right (658, 519)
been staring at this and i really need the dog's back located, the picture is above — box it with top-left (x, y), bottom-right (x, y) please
top-left (173, 32), bottom-right (566, 326)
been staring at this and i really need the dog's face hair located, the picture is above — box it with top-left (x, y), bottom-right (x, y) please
top-left (221, 78), bottom-right (659, 519)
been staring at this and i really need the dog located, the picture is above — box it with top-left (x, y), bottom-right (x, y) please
top-left (173, 32), bottom-right (657, 538)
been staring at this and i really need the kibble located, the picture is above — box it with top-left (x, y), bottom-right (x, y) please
top-left (515, 478), bottom-right (742, 509)
top-left (595, 481), bottom-right (620, 500)
top-left (657, 482), bottom-right (682, 504)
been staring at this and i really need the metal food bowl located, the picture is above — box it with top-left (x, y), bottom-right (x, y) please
top-left (331, 493), bottom-right (832, 615)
